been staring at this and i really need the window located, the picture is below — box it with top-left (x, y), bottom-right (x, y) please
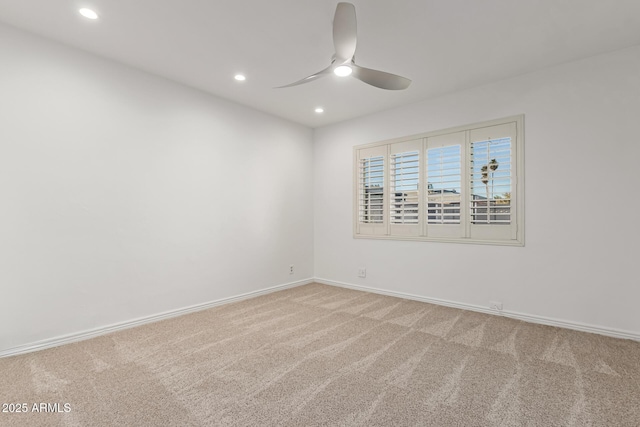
top-left (389, 140), bottom-right (421, 236)
top-left (356, 146), bottom-right (387, 236)
top-left (390, 151), bottom-right (419, 225)
top-left (359, 155), bottom-right (384, 224)
top-left (427, 145), bottom-right (461, 225)
top-left (353, 116), bottom-right (524, 245)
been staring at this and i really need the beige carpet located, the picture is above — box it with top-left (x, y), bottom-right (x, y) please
top-left (1, 283), bottom-right (639, 426)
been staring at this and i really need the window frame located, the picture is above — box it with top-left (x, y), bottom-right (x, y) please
top-left (353, 115), bottom-right (524, 246)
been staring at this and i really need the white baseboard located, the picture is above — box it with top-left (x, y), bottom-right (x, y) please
top-left (0, 278), bottom-right (314, 358)
top-left (314, 278), bottom-right (640, 342)
top-left (4, 276), bottom-right (636, 358)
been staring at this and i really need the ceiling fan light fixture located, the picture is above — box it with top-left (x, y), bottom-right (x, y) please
top-left (334, 65), bottom-right (352, 77)
top-left (79, 8), bottom-right (99, 20)
top-left (275, 3), bottom-right (410, 90)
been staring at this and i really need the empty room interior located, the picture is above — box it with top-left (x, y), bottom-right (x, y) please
top-left (1, 1), bottom-right (639, 426)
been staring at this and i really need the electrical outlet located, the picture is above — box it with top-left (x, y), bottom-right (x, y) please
top-left (289, 265), bottom-right (294, 275)
top-left (489, 300), bottom-right (503, 311)
top-left (358, 268), bottom-right (366, 278)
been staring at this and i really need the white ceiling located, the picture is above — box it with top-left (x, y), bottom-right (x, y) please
top-left (2, 0), bottom-right (640, 128)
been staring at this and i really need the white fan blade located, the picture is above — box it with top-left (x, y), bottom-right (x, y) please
top-left (351, 64), bottom-right (411, 90)
top-left (275, 65), bottom-right (333, 88)
top-left (333, 3), bottom-right (357, 61)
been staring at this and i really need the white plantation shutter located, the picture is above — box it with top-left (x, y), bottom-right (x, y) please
top-left (389, 139), bottom-right (421, 236)
top-left (356, 145), bottom-right (387, 235)
top-left (354, 116), bottom-right (523, 245)
top-left (426, 132), bottom-right (465, 238)
top-left (469, 122), bottom-right (517, 241)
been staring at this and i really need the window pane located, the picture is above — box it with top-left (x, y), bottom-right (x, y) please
top-left (359, 156), bottom-right (384, 223)
top-left (470, 138), bottom-right (511, 225)
top-left (427, 145), bottom-right (461, 224)
top-left (390, 151), bottom-right (419, 224)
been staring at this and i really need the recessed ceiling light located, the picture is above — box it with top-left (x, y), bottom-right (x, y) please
top-left (315, 107), bottom-right (324, 113)
top-left (234, 74), bottom-right (246, 81)
top-left (79, 8), bottom-right (99, 20)
top-left (334, 65), bottom-right (352, 77)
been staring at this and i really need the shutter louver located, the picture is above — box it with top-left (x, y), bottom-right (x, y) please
top-left (390, 151), bottom-right (419, 224)
top-left (427, 145), bottom-right (462, 224)
top-left (358, 156), bottom-right (384, 224)
top-left (470, 137), bottom-right (512, 225)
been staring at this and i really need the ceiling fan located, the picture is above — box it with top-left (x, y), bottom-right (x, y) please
top-left (276, 2), bottom-right (411, 90)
